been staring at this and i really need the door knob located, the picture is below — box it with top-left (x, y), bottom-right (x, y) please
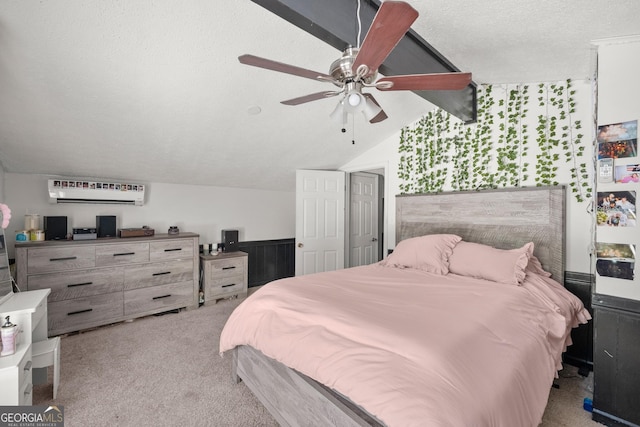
top-left (371, 237), bottom-right (378, 242)
top-left (297, 243), bottom-right (304, 248)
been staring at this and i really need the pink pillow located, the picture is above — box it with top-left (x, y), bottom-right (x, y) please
top-left (381, 234), bottom-right (462, 275)
top-left (448, 241), bottom-right (534, 285)
top-left (526, 255), bottom-right (552, 277)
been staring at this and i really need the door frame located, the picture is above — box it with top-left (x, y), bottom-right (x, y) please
top-left (342, 161), bottom-right (388, 267)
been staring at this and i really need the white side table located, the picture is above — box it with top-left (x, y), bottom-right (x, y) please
top-left (0, 289), bottom-right (50, 405)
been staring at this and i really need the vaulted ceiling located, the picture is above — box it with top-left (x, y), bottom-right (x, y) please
top-left (1, 1), bottom-right (638, 191)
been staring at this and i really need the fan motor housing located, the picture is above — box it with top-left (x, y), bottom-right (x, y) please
top-left (329, 47), bottom-right (376, 84)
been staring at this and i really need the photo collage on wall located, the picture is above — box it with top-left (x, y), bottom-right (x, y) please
top-left (596, 119), bottom-right (639, 281)
top-left (596, 190), bottom-right (636, 227)
top-left (596, 242), bottom-right (636, 280)
top-left (51, 180), bottom-right (144, 192)
top-left (597, 120), bottom-right (638, 160)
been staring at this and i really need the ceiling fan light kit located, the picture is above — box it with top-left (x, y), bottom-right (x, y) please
top-left (347, 92), bottom-right (362, 107)
top-left (345, 92), bottom-right (383, 120)
top-left (238, 1), bottom-right (472, 129)
top-left (330, 88), bottom-right (382, 131)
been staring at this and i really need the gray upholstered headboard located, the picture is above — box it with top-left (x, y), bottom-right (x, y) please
top-left (396, 186), bottom-right (566, 284)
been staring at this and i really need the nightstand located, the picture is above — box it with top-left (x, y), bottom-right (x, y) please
top-left (200, 251), bottom-right (248, 303)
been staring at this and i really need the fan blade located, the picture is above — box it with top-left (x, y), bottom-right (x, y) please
top-left (352, 1), bottom-right (419, 77)
top-left (281, 91), bottom-right (341, 106)
top-left (376, 72), bottom-right (472, 91)
top-left (239, 54), bottom-right (334, 82)
top-left (363, 93), bottom-right (388, 123)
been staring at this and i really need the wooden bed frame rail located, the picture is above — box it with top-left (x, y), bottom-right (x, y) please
top-left (232, 345), bottom-right (382, 426)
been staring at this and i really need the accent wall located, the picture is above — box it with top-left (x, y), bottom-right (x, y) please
top-left (341, 79), bottom-right (594, 274)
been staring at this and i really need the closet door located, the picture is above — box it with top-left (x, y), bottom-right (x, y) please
top-left (295, 170), bottom-right (346, 276)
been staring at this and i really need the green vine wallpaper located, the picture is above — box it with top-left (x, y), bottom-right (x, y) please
top-left (398, 80), bottom-right (591, 202)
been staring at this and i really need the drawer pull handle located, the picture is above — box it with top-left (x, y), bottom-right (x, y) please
top-left (222, 266), bottom-right (236, 270)
top-left (113, 252), bottom-right (135, 257)
top-left (222, 283), bottom-right (236, 288)
top-left (50, 256), bottom-right (77, 262)
top-left (68, 308), bottom-right (93, 316)
top-left (68, 281), bottom-right (93, 288)
top-left (153, 294), bottom-right (172, 300)
top-left (24, 361), bottom-right (32, 372)
top-left (164, 248), bottom-right (182, 252)
top-left (152, 271), bottom-right (171, 276)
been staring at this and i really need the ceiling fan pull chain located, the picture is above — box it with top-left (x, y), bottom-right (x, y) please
top-left (356, 0), bottom-right (362, 49)
top-left (352, 115), bottom-right (356, 144)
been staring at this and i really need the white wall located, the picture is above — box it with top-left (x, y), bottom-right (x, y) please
top-left (3, 173), bottom-right (295, 258)
top-left (0, 166), bottom-right (5, 203)
top-left (342, 79), bottom-right (595, 274)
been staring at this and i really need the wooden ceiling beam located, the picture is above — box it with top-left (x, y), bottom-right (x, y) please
top-left (250, 0), bottom-right (477, 123)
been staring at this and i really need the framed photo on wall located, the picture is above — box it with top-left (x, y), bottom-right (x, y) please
top-left (597, 120), bottom-right (638, 159)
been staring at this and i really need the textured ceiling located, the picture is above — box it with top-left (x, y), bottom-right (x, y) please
top-left (1, 1), bottom-right (638, 191)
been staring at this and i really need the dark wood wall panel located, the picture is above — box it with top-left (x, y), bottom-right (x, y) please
top-left (563, 271), bottom-right (593, 374)
top-left (592, 295), bottom-right (640, 426)
top-left (238, 239), bottom-right (295, 287)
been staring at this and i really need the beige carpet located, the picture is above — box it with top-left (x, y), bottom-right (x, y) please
top-left (33, 293), bottom-right (602, 426)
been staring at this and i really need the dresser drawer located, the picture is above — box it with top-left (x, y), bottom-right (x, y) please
top-left (208, 257), bottom-right (246, 278)
top-left (124, 259), bottom-right (194, 291)
top-left (28, 268), bottom-right (125, 302)
top-left (206, 275), bottom-right (246, 300)
top-left (27, 246), bottom-right (95, 274)
top-left (124, 281), bottom-right (193, 316)
top-left (48, 292), bottom-right (124, 335)
top-left (17, 347), bottom-right (33, 403)
top-left (96, 243), bottom-right (149, 266)
top-left (150, 239), bottom-right (195, 261)
top-left (20, 379), bottom-right (33, 406)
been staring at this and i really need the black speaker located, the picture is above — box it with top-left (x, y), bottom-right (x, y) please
top-left (96, 215), bottom-right (117, 238)
top-left (221, 229), bottom-right (239, 252)
top-left (44, 216), bottom-right (67, 240)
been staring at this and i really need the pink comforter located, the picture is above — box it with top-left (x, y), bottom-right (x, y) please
top-left (219, 264), bottom-right (591, 427)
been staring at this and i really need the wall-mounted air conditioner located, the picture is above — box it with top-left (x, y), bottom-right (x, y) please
top-left (48, 179), bottom-right (146, 206)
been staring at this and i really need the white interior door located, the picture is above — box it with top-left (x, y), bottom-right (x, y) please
top-left (349, 172), bottom-right (380, 267)
top-left (295, 170), bottom-right (346, 276)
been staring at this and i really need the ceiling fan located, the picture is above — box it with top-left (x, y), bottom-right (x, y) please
top-left (238, 1), bottom-right (471, 127)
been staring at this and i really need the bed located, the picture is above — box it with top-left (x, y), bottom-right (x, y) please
top-left (219, 186), bottom-right (591, 427)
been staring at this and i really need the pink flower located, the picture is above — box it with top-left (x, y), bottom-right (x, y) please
top-left (0, 204), bottom-right (11, 229)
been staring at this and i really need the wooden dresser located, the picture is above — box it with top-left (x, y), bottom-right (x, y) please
top-left (15, 233), bottom-right (199, 336)
top-left (200, 251), bottom-right (248, 303)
